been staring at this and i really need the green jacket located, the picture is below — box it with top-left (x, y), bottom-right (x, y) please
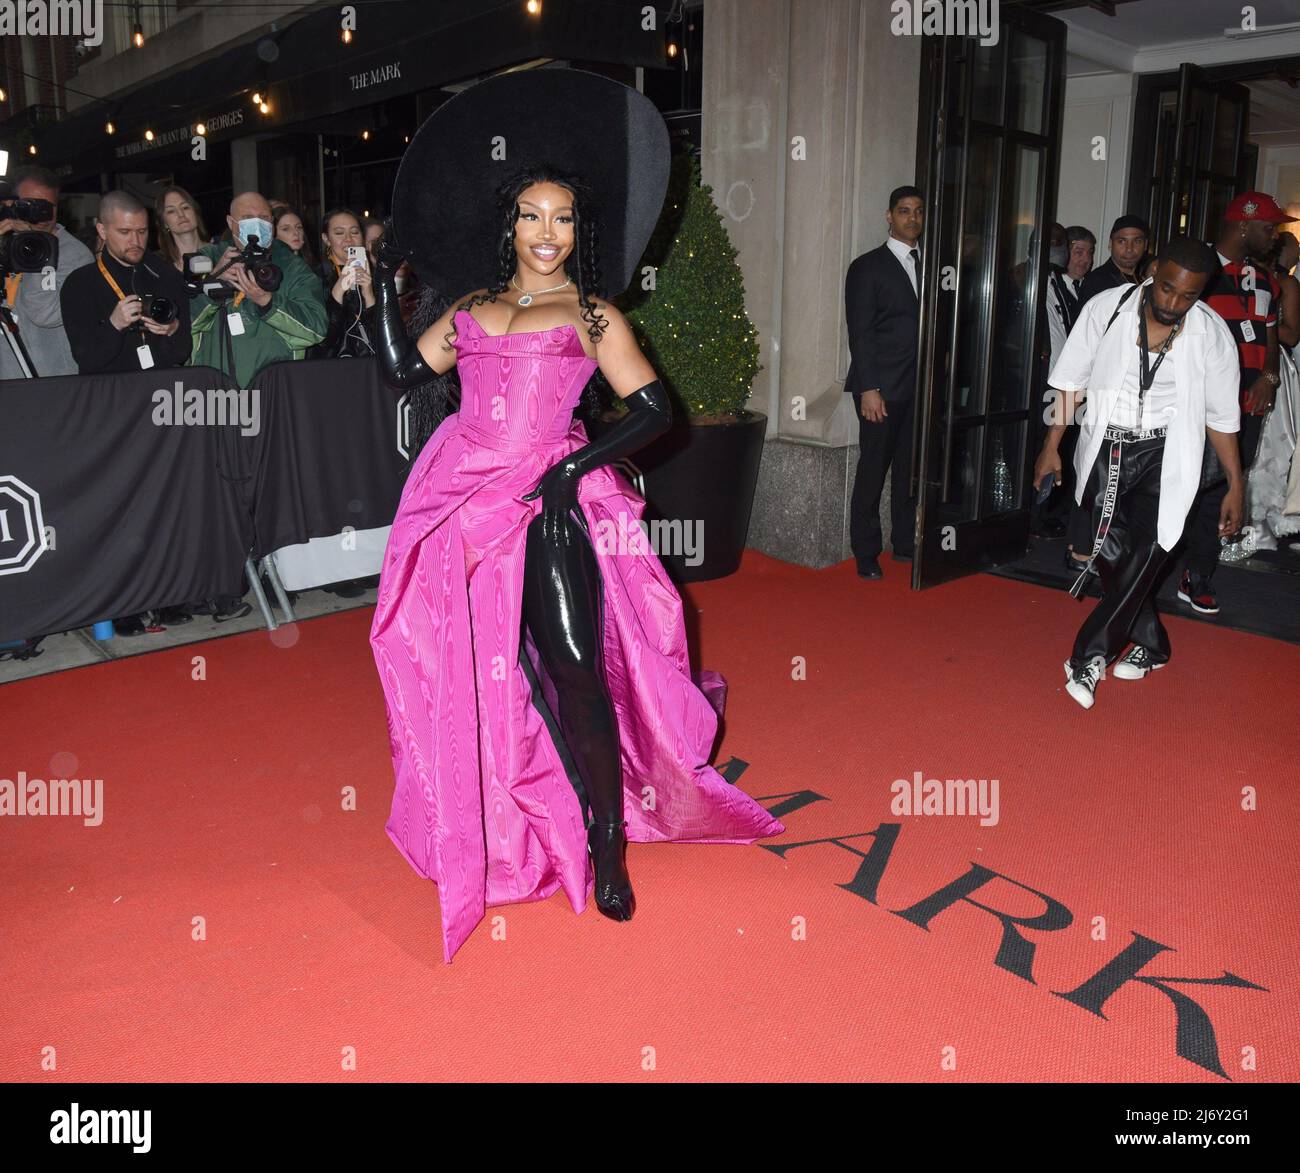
top-left (189, 236), bottom-right (326, 386)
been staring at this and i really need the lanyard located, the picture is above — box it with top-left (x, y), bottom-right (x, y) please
top-left (96, 253), bottom-right (130, 301)
top-left (1136, 291), bottom-right (1180, 407)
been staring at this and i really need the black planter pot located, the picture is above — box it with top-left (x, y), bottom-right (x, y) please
top-left (587, 409), bottom-right (767, 583)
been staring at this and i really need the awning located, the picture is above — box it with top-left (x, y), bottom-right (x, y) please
top-left (26, 0), bottom-right (670, 178)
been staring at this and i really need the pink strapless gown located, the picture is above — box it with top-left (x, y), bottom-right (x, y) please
top-left (370, 310), bottom-right (784, 962)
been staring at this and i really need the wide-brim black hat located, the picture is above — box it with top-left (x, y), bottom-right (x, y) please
top-left (391, 67), bottom-right (670, 298)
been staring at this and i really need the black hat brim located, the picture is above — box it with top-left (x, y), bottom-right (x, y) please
top-left (392, 67), bottom-right (670, 298)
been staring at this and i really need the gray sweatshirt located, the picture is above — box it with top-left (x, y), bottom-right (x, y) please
top-left (0, 223), bottom-right (95, 379)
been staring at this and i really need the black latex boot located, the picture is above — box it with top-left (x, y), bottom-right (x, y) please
top-left (587, 819), bottom-right (635, 921)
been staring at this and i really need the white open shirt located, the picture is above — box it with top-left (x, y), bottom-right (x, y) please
top-left (1047, 278), bottom-right (1241, 551)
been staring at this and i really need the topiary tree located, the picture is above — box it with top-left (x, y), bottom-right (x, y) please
top-left (619, 150), bottom-right (762, 423)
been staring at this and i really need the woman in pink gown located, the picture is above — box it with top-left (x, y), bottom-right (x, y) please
top-left (369, 70), bottom-right (783, 964)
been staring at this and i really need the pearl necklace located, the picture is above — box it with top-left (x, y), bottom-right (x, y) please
top-left (512, 273), bottom-right (571, 307)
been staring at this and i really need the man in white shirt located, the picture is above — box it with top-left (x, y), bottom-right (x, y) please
top-left (1033, 236), bottom-right (1244, 709)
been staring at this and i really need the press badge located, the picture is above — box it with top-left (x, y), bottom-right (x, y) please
top-left (1240, 320), bottom-right (1255, 342)
top-left (227, 311), bottom-right (245, 336)
top-left (136, 344), bottom-right (155, 370)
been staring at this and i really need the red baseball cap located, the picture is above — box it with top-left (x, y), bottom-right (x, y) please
top-left (1224, 191), bottom-right (1297, 224)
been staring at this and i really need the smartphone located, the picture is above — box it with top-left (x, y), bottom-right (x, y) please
top-left (1035, 472), bottom-right (1055, 504)
top-left (346, 246), bottom-right (369, 271)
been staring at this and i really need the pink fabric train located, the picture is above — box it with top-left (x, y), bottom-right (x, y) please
top-left (370, 310), bottom-right (784, 962)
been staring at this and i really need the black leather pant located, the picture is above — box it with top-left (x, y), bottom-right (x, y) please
top-left (1069, 434), bottom-right (1170, 669)
top-left (519, 508), bottom-right (620, 830)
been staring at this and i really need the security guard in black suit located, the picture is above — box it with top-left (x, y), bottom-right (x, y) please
top-left (844, 185), bottom-right (924, 579)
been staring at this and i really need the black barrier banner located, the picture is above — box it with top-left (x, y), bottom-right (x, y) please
top-left (249, 357), bottom-right (409, 558)
top-left (0, 368), bottom-right (249, 644)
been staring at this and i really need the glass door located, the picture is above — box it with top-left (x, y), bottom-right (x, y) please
top-left (1159, 63), bottom-right (1250, 249)
top-left (911, 9), bottom-right (1067, 589)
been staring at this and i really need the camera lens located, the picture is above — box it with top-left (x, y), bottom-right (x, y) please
top-left (252, 263), bottom-right (282, 293)
top-left (147, 296), bottom-right (177, 324)
top-left (2, 230), bottom-right (57, 273)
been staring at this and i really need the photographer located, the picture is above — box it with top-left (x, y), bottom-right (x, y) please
top-left (0, 164), bottom-right (93, 379)
top-left (55, 190), bottom-right (194, 636)
top-left (188, 191), bottom-right (326, 385)
top-left (60, 191), bottom-right (191, 373)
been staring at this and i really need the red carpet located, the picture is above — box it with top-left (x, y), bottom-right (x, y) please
top-left (1, 552), bottom-right (1296, 1082)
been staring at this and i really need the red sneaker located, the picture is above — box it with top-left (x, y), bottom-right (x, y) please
top-left (1177, 571), bottom-right (1220, 615)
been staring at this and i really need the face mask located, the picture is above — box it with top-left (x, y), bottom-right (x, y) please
top-left (237, 217), bottom-right (273, 249)
top-left (1049, 245), bottom-right (1068, 268)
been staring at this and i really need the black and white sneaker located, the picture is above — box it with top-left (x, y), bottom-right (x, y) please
top-left (1112, 645), bottom-right (1167, 680)
top-left (1063, 656), bottom-right (1105, 709)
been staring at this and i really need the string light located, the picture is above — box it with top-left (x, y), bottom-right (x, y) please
top-left (252, 91), bottom-right (262, 105)
top-left (0, 86), bottom-right (7, 102)
top-left (526, 0), bottom-right (542, 14)
top-left (27, 144), bottom-right (36, 155)
top-left (144, 129), bottom-right (154, 141)
top-left (105, 120), bottom-right (115, 134)
top-left (624, 155), bottom-right (759, 418)
top-left (194, 122), bottom-right (206, 136)
top-left (342, 28), bottom-right (353, 44)
top-left (259, 100), bottom-right (271, 115)
top-left (361, 129), bottom-right (370, 141)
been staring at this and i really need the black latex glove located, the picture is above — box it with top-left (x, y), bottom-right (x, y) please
top-left (373, 217), bottom-right (407, 279)
top-left (373, 217), bottom-right (434, 389)
top-left (522, 379), bottom-right (672, 543)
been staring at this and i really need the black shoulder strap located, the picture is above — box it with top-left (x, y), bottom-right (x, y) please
top-left (1102, 282), bottom-right (1140, 335)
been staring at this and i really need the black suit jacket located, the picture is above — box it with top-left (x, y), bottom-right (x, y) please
top-left (844, 242), bottom-right (920, 402)
top-left (1076, 256), bottom-right (1148, 310)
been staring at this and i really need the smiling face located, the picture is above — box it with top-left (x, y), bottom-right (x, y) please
top-left (1067, 238), bottom-right (1094, 280)
top-left (512, 181), bottom-right (576, 285)
top-left (322, 212), bottom-right (362, 265)
top-left (163, 192), bottom-right (196, 235)
top-left (276, 213), bottom-right (305, 252)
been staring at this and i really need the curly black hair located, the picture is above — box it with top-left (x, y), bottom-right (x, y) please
top-left (404, 165), bottom-right (615, 457)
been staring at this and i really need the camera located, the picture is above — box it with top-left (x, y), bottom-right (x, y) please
top-left (182, 239), bottom-right (281, 301)
top-left (233, 237), bottom-right (282, 292)
top-left (0, 182), bottom-right (58, 275)
top-left (145, 295), bottom-right (177, 324)
top-left (182, 252), bottom-right (224, 300)
top-left (0, 181), bottom-right (54, 225)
